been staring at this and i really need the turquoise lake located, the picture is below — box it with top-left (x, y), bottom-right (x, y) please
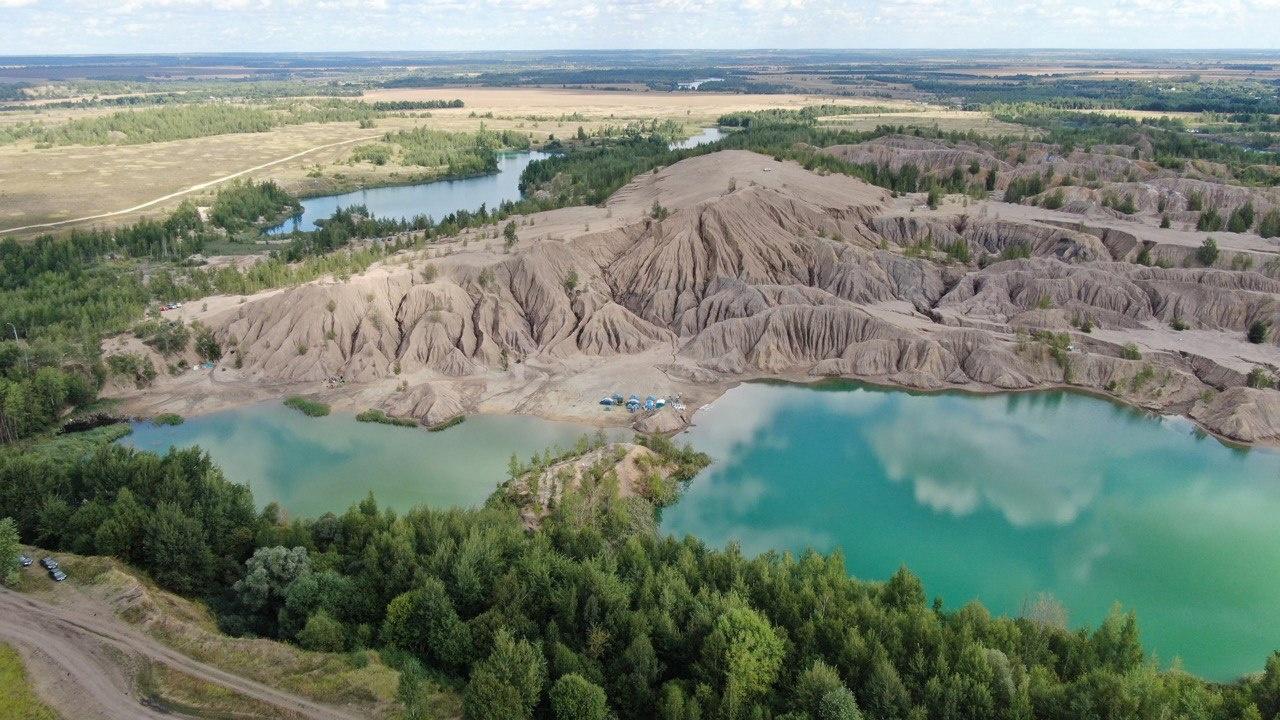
top-left (122, 405), bottom-right (616, 518)
top-left (121, 381), bottom-right (1280, 680)
top-left (660, 381), bottom-right (1280, 681)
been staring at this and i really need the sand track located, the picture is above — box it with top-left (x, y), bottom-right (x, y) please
top-left (0, 588), bottom-right (363, 720)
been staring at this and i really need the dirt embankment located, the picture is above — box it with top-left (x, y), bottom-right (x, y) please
top-left (106, 149), bottom-right (1280, 445)
top-left (2, 552), bottom-right (400, 720)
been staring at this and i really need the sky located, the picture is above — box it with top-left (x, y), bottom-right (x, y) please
top-left (1, 0), bottom-right (1279, 55)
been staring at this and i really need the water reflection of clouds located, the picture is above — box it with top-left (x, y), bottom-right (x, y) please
top-left (865, 395), bottom-right (1113, 527)
top-left (667, 382), bottom-right (1280, 680)
top-left (665, 469), bottom-right (835, 555)
top-left (686, 382), bottom-right (891, 459)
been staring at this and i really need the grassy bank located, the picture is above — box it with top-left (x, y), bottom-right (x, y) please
top-left (0, 644), bottom-right (59, 720)
top-left (355, 409), bottom-right (419, 428)
top-left (283, 396), bottom-right (330, 417)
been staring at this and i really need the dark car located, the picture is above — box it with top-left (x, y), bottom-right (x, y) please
top-left (17, 554), bottom-right (32, 567)
top-left (40, 556), bottom-right (59, 570)
top-left (48, 569), bottom-right (67, 582)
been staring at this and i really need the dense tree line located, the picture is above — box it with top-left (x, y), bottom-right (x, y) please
top-left (373, 125), bottom-right (531, 173)
top-left (717, 105), bottom-right (902, 129)
top-left (868, 74), bottom-right (1280, 115)
top-left (4, 427), bottom-right (1280, 719)
top-left (370, 100), bottom-right (465, 110)
top-left (991, 105), bottom-right (1280, 174)
top-left (0, 439), bottom-right (257, 593)
top-left (209, 180), bottom-right (301, 232)
top-left (1, 100), bottom-right (382, 146)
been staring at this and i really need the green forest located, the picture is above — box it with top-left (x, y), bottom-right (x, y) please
top-left (0, 100), bottom-right (383, 146)
top-left (365, 124), bottom-right (532, 175)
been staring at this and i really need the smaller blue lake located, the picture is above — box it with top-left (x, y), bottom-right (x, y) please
top-left (121, 405), bottom-right (617, 517)
top-left (267, 150), bottom-right (552, 234)
top-left (670, 127), bottom-right (726, 149)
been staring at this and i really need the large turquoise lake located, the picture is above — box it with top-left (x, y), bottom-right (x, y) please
top-left (123, 382), bottom-right (1280, 680)
top-left (661, 381), bottom-right (1280, 681)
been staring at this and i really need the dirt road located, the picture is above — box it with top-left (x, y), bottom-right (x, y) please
top-left (0, 588), bottom-right (364, 720)
top-left (0, 134), bottom-right (379, 236)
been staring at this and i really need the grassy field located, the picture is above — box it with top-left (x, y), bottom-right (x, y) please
top-left (0, 86), bottom-right (1005, 238)
top-left (0, 644), bottom-right (60, 720)
top-left (0, 109), bottom-right (655, 238)
top-left (137, 661), bottom-right (304, 720)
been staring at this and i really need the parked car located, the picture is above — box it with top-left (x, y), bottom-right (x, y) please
top-left (39, 556), bottom-right (58, 570)
top-left (17, 554), bottom-right (32, 567)
top-left (48, 569), bottom-right (67, 582)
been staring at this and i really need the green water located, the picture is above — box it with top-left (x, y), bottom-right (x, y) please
top-left (122, 405), bottom-right (614, 518)
top-left (660, 381), bottom-right (1280, 681)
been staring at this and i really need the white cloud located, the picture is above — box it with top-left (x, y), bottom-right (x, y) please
top-left (0, 0), bottom-right (1277, 51)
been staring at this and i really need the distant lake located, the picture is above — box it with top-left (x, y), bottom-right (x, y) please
top-left (660, 380), bottom-right (1280, 681)
top-left (266, 150), bottom-right (551, 234)
top-left (121, 404), bottom-right (617, 517)
top-left (670, 127), bottom-right (726, 149)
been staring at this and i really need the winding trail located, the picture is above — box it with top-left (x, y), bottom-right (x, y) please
top-left (0, 587), bottom-right (364, 720)
top-left (0, 134), bottom-right (380, 236)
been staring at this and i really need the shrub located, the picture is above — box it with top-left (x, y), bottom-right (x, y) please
top-left (1227, 203), bottom-right (1255, 233)
top-left (1196, 237), bottom-right (1219, 267)
top-left (944, 240), bottom-right (971, 264)
top-left (193, 324), bottom-right (221, 361)
top-left (1247, 367), bottom-right (1275, 389)
top-left (1120, 344), bottom-right (1142, 360)
top-left (426, 415), bottom-right (465, 432)
top-left (999, 242), bottom-right (1031, 261)
top-left (1197, 208), bottom-right (1223, 232)
top-left (1260, 209), bottom-right (1280, 239)
top-left (297, 610), bottom-right (346, 652)
top-left (1248, 320), bottom-right (1270, 344)
top-left (355, 409), bottom-right (418, 427)
top-left (135, 319), bottom-right (190, 355)
top-left (550, 674), bottom-right (608, 720)
top-left (107, 353), bottom-right (158, 388)
top-left (1170, 317), bottom-right (1189, 331)
top-left (1129, 364), bottom-right (1156, 392)
top-left (283, 396), bottom-right (330, 417)
top-left (152, 413), bottom-right (184, 426)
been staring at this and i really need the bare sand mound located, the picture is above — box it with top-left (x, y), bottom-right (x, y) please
top-left (114, 150), bottom-right (1280, 444)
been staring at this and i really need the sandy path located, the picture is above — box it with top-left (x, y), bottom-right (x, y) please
top-left (0, 588), bottom-right (363, 720)
top-left (0, 134), bottom-right (379, 236)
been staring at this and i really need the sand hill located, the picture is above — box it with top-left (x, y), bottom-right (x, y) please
top-left (112, 150), bottom-right (1280, 444)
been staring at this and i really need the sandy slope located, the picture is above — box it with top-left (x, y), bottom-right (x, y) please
top-left (106, 149), bottom-right (1280, 445)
